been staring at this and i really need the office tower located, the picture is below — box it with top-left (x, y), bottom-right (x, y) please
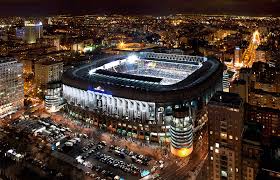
top-left (0, 58), bottom-right (24, 118)
top-left (208, 92), bottom-right (244, 180)
top-left (24, 21), bottom-right (43, 44)
top-left (34, 59), bottom-right (63, 88)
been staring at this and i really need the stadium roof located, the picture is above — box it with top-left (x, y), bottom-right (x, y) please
top-left (62, 53), bottom-right (223, 102)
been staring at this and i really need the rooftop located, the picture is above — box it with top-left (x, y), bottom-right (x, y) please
top-left (209, 91), bottom-right (243, 108)
top-left (242, 122), bottom-right (262, 146)
top-left (35, 58), bottom-right (63, 66)
top-left (0, 57), bottom-right (18, 64)
top-left (232, 79), bottom-right (246, 85)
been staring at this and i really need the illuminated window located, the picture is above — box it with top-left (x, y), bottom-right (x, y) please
top-left (235, 137), bottom-right (239, 141)
top-left (210, 146), bottom-right (213, 150)
top-left (210, 131), bottom-right (213, 134)
top-left (215, 149), bottom-right (219, 153)
top-left (236, 168), bottom-right (239, 172)
top-left (220, 133), bottom-right (227, 139)
top-left (211, 156), bottom-right (213, 160)
top-left (221, 170), bottom-right (227, 177)
top-left (229, 135), bottom-right (233, 139)
top-left (215, 143), bottom-right (219, 148)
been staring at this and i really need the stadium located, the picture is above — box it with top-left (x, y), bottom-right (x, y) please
top-left (62, 52), bottom-right (223, 157)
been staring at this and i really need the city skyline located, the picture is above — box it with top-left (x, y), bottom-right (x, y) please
top-left (0, 0), bottom-right (280, 16)
top-left (0, 2), bottom-right (279, 179)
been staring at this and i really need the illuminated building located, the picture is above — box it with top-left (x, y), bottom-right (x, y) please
top-left (34, 59), bottom-right (63, 88)
top-left (45, 82), bottom-right (63, 113)
top-left (249, 89), bottom-right (280, 110)
top-left (223, 70), bottom-right (230, 92)
top-left (246, 105), bottom-right (280, 138)
top-left (71, 39), bottom-right (93, 53)
top-left (62, 52), bottom-right (223, 157)
top-left (0, 58), bottom-right (24, 118)
top-left (208, 92), bottom-right (243, 180)
top-left (234, 46), bottom-right (242, 65)
top-left (24, 21), bottom-right (43, 44)
top-left (170, 105), bottom-right (193, 157)
top-left (15, 27), bottom-right (25, 39)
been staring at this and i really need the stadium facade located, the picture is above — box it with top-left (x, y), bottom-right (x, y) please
top-left (62, 52), bottom-right (223, 157)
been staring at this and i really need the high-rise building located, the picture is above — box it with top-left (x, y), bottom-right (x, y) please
top-left (208, 92), bottom-right (244, 180)
top-left (170, 105), bottom-right (193, 157)
top-left (0, 58), bottom-right (24, 118)
top-left (34, 59), bottom-right (63, 88)
top-left (249, 89), bottom-right (280, 110)
top-left (234, 47), bottom-right (242, 66)
top-left (24, 21), bottom-right (43, 44)
top-left (246, 105), bottom-right (280, 138)
top-left (45, 82), bottom-right (63, 112)
top-left (223, 70), bottom-right (230, 92)
top-left (241, 122), bottom-right (263, 180)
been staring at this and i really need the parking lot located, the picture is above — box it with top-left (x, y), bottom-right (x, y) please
top-left (60, 137), bottom-right (154, 180)
top-left (7, 117), bottom-right (159, 180)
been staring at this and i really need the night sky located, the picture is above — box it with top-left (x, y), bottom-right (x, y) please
top-left (0, 0), bottom-right (279, 16)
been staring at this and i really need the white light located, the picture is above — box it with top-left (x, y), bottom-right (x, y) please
top-left (127, 54), bottom-right (138, 63)
top-left (215, 143), bottom-right (219, 148)
top-left (89, 69), bottom-right (95, 75)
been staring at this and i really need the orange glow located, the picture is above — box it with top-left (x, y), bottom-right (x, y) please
top-left (171, 145), bottom-right (193, 158)
top-left (118, 41), bottom-right (125, 48)
top-left (252, 30), bottom-right (260, 45)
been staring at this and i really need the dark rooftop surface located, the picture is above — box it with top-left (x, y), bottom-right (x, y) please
top-left (35, 59), bottom-right (63, 66)
top-left (209, 91), bottom-right (242, 107)
top-left (242, 122), bottom-right (262, 145)
top-left (232, 79), bottom-right (246, 85)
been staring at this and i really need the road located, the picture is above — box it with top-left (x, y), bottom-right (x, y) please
top-left (241, 30), bottom-right (260, 68)
top-left (158, 127), bottom-right (208, 180)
